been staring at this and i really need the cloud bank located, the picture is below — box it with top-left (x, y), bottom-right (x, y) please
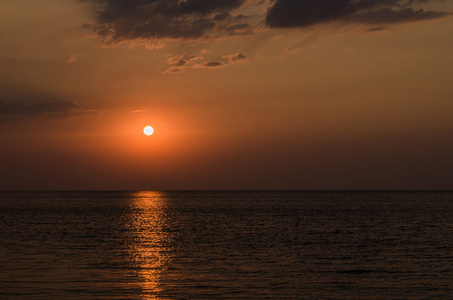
top-left (83, 0), bottom-right (448, 44)
top-left (0, 89), bottom-right (81, 121)
top-left (80, 0), bottom-right (449, 72)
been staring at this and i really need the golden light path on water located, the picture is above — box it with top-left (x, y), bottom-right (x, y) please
top-left (130, 191), bottom-right (169, 299)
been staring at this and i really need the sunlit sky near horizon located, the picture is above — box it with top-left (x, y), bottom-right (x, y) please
top-left (1, 0), bottom-right (453, 190)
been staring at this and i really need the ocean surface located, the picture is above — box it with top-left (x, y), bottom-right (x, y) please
top-left (1, 191), bottom-right (452, 299)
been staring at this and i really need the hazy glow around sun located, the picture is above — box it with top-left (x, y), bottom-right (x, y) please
top-left (144, 126), bottom-right (154, 136)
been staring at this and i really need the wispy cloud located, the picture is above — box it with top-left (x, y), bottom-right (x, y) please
top-left (130, 109), bottom-right (149, 114)
top-left (65, 54), bottom-right (77, 64)
top-left (165, 53), bottom-right (205, 73)
top-left (164, 52), bottom-right (248, 73)
top-left (283, 48), bottom-right (301, 56)
top-left (223, 52), bottom-right (248, 63)
top-left (350, 7), bottom-right (448, 24)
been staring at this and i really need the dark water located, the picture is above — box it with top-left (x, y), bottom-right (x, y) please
top-left (1, 191), bottom-right (452, 299)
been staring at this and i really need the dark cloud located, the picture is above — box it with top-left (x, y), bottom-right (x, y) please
top-left (265, 0), bottom-right (448, 28)
top-left (83, 0), bottom-right (250, 41)
top-left (81, 0), bottom-right (449, 45)
top-left (0, 89), bottom-right (81, 121)
top-left (266, 0), bottom-right (355, 28)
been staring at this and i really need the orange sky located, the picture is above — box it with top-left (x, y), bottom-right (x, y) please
top-left (1, 0), bottom-right (453, 190)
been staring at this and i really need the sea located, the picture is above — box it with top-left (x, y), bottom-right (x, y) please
top-left (1, 191), bottom-right (452, 299)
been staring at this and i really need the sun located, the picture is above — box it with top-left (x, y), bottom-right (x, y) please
top-left (143, 126), bottom-right (154, 136)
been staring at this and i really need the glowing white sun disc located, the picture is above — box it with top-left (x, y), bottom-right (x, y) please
top-left (143, 126), bottom-right (154, 136)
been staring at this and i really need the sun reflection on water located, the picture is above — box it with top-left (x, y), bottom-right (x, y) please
top-left (130, 191), bottom-right (169, 299)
